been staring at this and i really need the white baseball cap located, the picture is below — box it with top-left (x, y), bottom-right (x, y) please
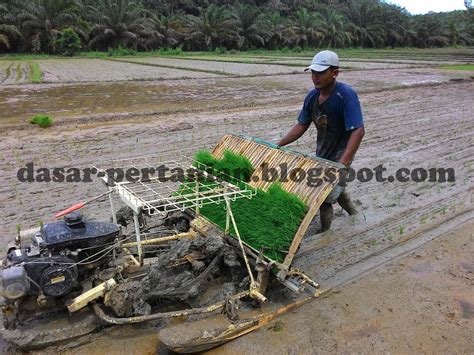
top-left (305, 50), bottom-right (339, 72)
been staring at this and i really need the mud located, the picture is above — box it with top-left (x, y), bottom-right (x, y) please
top-left (118, 57), bottom-right (301, 75)
top-left (0, 61), bottom-right (30, 85)
top-left (1, 68), bottom-right (471, 129)
top-left (0, 52), bottom-right (473, 353)
top-left (206, 220), bottom-right (474, 354)
top-left (1, 77), bottom-right (472, 242)
top-left (1, 309), bottom-right (97, 350)
top-left (105, 234), bottom-right (246, 317)
top-left (38, 58), bottom-right (222, 83)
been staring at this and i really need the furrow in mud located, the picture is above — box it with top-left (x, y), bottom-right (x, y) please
top-left (296, 200), bottom-right (472, 283)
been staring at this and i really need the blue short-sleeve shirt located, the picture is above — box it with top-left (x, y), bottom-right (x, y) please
top-left (297, 81), bottom-right (364, 162)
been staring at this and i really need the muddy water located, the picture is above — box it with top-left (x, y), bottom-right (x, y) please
top-left (0, 76), bottom-right (299, 126)
top-left (1, 68), bottom-right (469, 128)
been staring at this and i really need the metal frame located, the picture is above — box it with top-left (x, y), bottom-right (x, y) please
top-left (94, 155), bottom-right (257, 264)
top-left (93, 149), bottom-right (321, 296)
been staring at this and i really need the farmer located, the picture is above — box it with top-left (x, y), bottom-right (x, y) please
top-left (277, 50), bottom-right (365, 233)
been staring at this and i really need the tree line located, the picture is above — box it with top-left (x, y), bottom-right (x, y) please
top-left (1, 0), bottom-right (473, 55)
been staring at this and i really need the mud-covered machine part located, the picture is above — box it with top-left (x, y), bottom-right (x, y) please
top-left (0, 134), bottom-right (342, 351)
top-left (1, 212), bottom-right (120, 302)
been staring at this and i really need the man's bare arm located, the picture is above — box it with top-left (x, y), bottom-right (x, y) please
top-left (339, 126), bottom-right (365, 166)
top-left (277, 123), bottom-right (310, 147)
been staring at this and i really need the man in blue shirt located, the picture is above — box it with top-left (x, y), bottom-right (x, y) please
top-left (277, 50), bottom-right (365, 233)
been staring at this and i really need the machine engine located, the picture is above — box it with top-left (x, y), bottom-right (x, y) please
top-left (0, 212), bottom-right (120, 301)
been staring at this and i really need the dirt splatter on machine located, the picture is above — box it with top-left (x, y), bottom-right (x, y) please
top-left (0, 134), bottom-right (342, 351)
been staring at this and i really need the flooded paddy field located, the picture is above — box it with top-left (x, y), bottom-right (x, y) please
top-left (0, 48), bottom-right (473, 354)
top-left (0, 66), bottom-right (471, 127)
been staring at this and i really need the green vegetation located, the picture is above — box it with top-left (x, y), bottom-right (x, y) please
top-left (440, 64), bottom-right (474, 71)
top-left (30, 114), bottom-right (53, 128)
top-left (106, 45), bottom-right (138, 57)
top-left (15, 62), bottom-right (21, 81)
top-left (56, 28), bottom-right (81, 56)
top-left (195, 150), bottom-right (254, 182)
top-left (1, 47), bottom-right (473, 62)
top-left (179, 150), bottom-right (307, 262)
top-left (28, 61), bottom-right (42, 82)
top-left (199, 183), bottom-right (306, 262)
top-left (0, 0), bottom-right (473, 55)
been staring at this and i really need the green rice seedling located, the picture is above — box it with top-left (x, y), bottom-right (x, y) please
top-left (195, 149), bottom-right (254, 182)
top-left (177, 150), bottom-right (307, 262)
top-left (30, 114), bottom-right (53, 128)
top-left (28, 61), bottom-right (42, 83)
top-left (197, 183), bottom-right (307, 262)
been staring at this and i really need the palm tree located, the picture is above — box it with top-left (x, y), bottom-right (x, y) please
top-left (319, 8), bottom-right (352, 48)
top-left (2, 0), bottom-right (472, 53)
top-left (18, 0), bottom-right (82, 53)
top-left (413, 13), bottom-right (450, 47)
top-left (378, 4), bottom-right (404, 47)
top-left (231, 2), bottom-right (267, 50)
top-left (290, 8), bottom-right (324, 48)
top-left (184, 4), bottom-right (237, 51)
top-left (87, 0), bottom-right (153, 50)
top-left (148, 14), bottom-right (182, 49)
top-left (464, 9), bottom-right (474, 44)
top-left (262, 11), bottom-right (288, 49)
top-left (344, 0), bottom-right (386, 48)
top-left (0, 3), bottom-right (22, 51)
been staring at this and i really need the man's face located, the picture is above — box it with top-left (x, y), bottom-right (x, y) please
top-left (311, 68), bottom-right (338, 90)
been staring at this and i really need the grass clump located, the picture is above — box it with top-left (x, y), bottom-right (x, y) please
top-left (155, 48), bottom-right (183, 56)
top-left (30, 114), bottom-right (53, 128)
top-left (178, 150), bottom-right (307, 262)
top-left (28, 61), bottom-right (42, 83)
top-left (107, 45), bottom-right (137, 57)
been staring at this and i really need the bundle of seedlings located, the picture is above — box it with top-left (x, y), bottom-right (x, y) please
top-left (178, 150), bottom-right (307, 262)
